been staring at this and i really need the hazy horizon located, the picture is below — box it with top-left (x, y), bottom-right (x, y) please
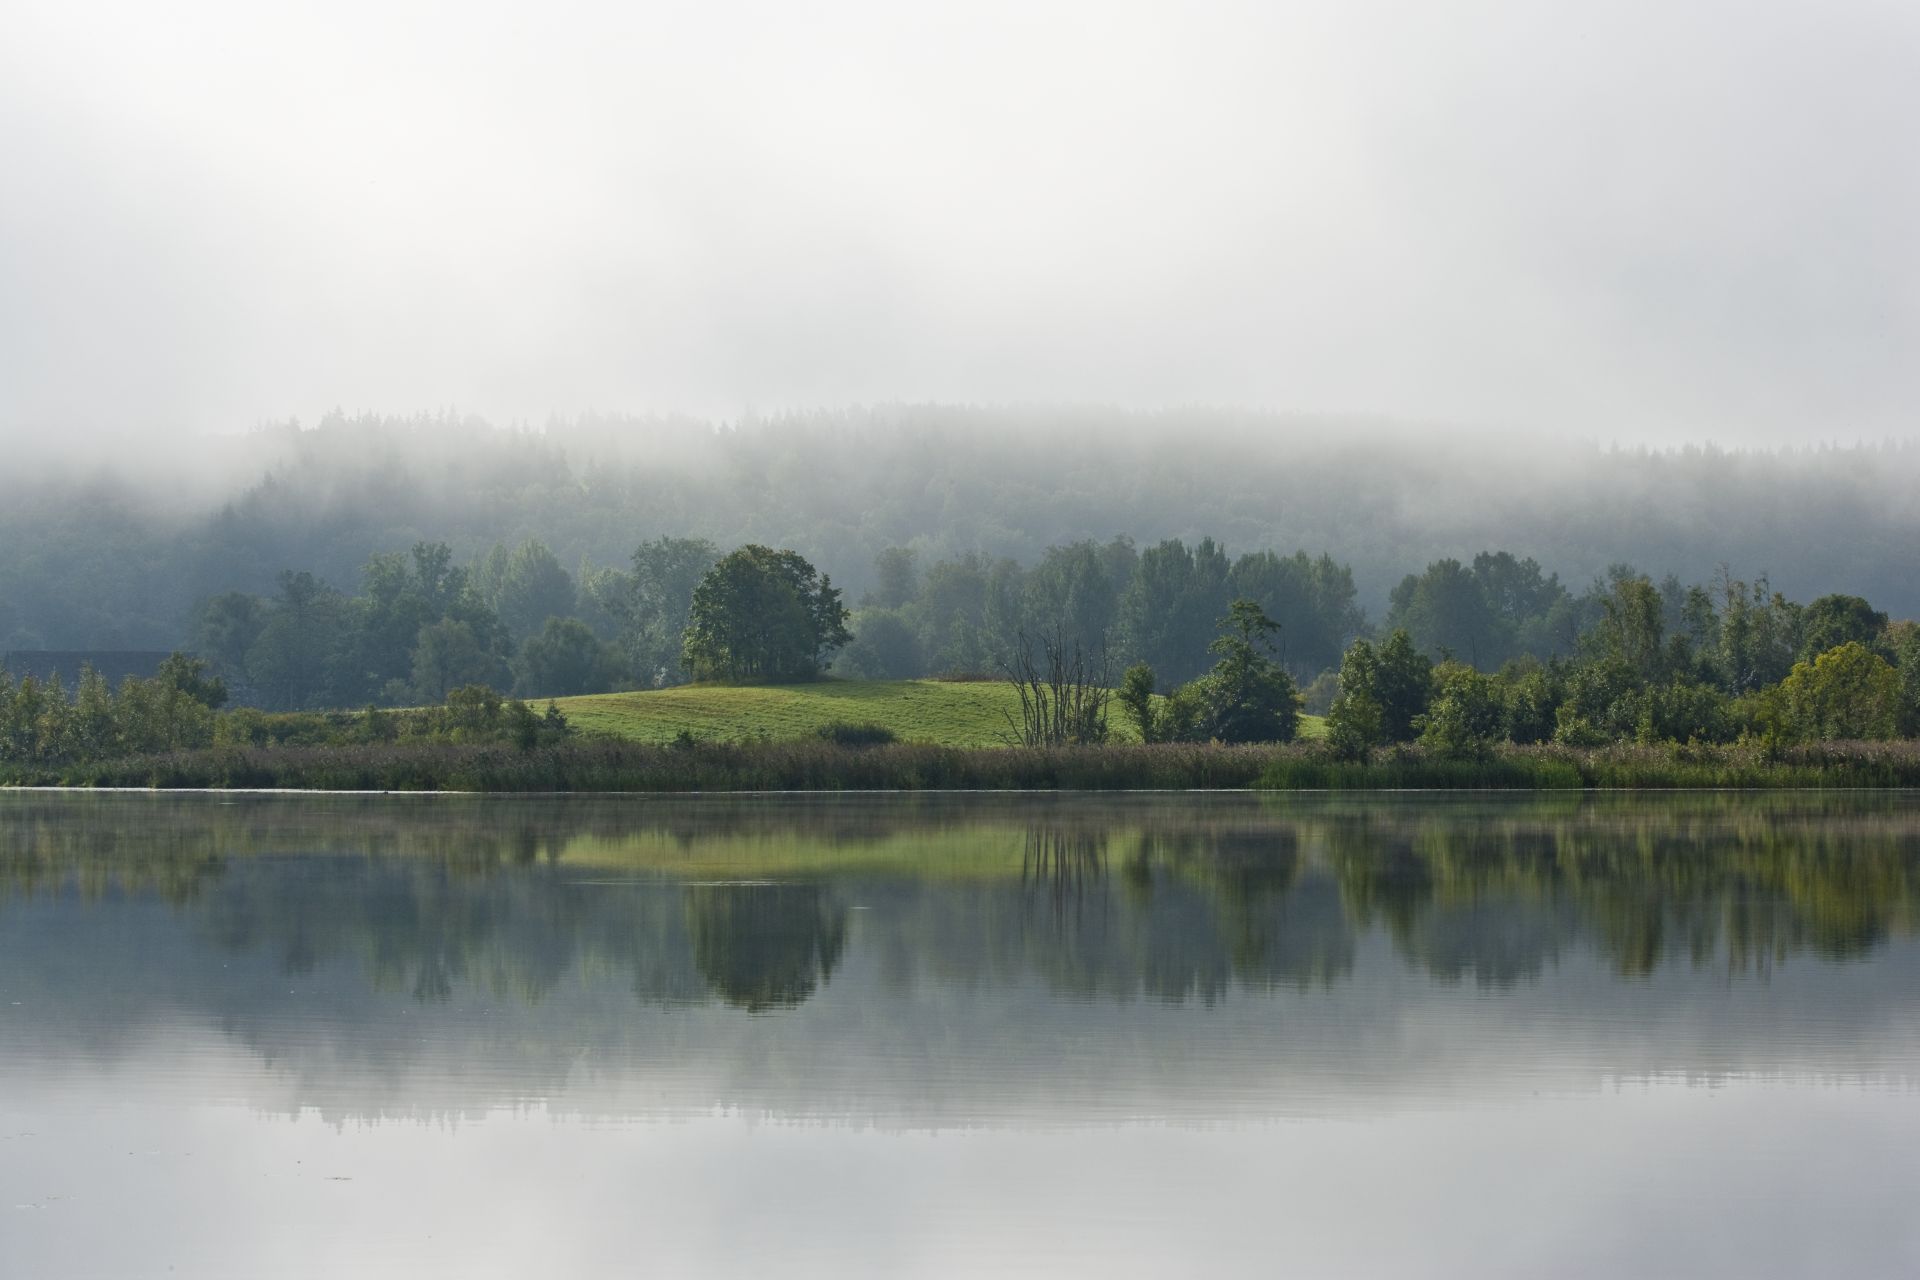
top-left (6, 0), bottom-right (1916, 449)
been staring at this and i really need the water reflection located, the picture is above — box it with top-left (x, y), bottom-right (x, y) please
top-left (3, 794), bottom-right (1919, 1011)
top-left (1022, 827), bottom-right (1106, 931)
top-left (6, 793), bottom-right (1920, 1279)
top-left (688, 881), bottom-right (847, 1011)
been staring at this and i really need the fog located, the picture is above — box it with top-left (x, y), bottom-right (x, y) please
top-left (4, 0), bottom-right (1916, 448)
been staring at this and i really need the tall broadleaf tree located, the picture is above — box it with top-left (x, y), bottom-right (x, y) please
top-left (607, 537), bottom-right (720, 686)
top-left (681, 545), bottom-right (852, 683)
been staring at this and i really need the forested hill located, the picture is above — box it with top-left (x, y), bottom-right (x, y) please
top-left (3, 406), bottom-right (1917, 650)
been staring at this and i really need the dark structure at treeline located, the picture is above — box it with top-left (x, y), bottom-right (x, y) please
top-left (4, 408), bottom-right (1920, 657)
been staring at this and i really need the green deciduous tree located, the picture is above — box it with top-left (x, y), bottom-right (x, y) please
top-left (1143, 601), bottom-right (1301, 745)
top-left (1799, 594), bottom-right (1887, 662)
top-left (1227, 549), bottom-right (1364, 677)
top-left (411, 619), bottom-right (504, 702)
top-left (113, 675), bottom-right (216, 755)
top-left (1553, 656), bottom-right (1639, 745)
top-left (1118, 662), bottom-right (1159, 743)
top-left (247, 571), bottom-right (360, 710)
top-left (356, 543), bottom-right (509, 704)
top-left (913, 552), bottom-right (992, 675)
top-left (1387, 558), bottom-right (1501, 667)
top-left (1776, 642), bottom-right (1899, 741)
top-left (476, 540), bottom-right (577, 641)
top-left (71, 666), bottom-right (117, 759)
top-left (682, 545), bottom-right (851, 683)
top-left (1023, 539), bottom-right (1129, 663)
top-left (1715, 570), bottom-right (1804, 692)
top-left (1193, 599), bottom-right (1300, 744)
top-left (867, 546), bottom-right (919, 609)
top-left (1895, 624), bottom-right (1920, 738)
top-left (837, 608), bottom-right (923, 680)
top-left (608, 537), bottom-right (720, 686)
top-left (1418, 662), bottom-right (1503, 759)
top-left (1639, 679), bottom-right (1736, 744)
top-left (1595, 571), bottom-right (1666, 680)
top-left (1497, 659), bottom-right (1560, 745)
top-left (514, 617), bottom-right (620, 697)
top-left (155, 653), bottom-right (228, 709)
top-left (1324, 638), bottom-right (1384, 761)
top-left (1325, 631), bottom-right (1433, 758)
top-left (1373, 630), bottom-right (1435, 742)
top-left (190, 592), bottom-right (266, 686)
top-left (1116, 537), bottom-right (1232, 684)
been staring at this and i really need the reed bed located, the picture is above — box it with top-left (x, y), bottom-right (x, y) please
top-left (5, 738), bottom-right (1920, 792)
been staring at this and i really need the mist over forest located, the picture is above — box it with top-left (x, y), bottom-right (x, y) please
top-left (2, 406), bottom-right (1915, 662)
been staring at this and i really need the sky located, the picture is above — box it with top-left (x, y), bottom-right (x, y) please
top-left (2, 0), bottom-right (1916, 447)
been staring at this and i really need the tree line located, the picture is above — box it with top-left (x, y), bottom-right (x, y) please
top-left (7, 410), bottom-right (1920, 657)
top-left (0, 652), bottom-right (574, 770)
top-left (1323, 572), bottom-right (1919, 758)
top-left (152, 533), bottom-right (1367, 710)
top-left (4, 527), bottom-right (1917, 765)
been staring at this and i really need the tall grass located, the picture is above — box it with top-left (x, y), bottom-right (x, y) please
top-left (4, 738), bottom-right (1919, 792)
top-left (1258, 742), bottom-right (1920, 790)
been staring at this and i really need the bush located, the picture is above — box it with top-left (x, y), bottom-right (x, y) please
top-left (1324, 689), bottom-right (1382, 762)
top-left (1497, 661), bottom-right (1560, 744)
top-left (815, 721), bottom-right (900, 747)
top-left (1776, 642), bottom-right (1899, 741)
top-left (1418, 662), bottom-right (1502, 760)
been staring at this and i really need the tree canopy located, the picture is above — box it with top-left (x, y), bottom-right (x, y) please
top-left (1117, 599), bottom-right (1300, 745)
top-left (681, 546), bottom-right (852, 683)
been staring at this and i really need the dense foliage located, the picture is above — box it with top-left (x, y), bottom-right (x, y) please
top-left (840, 537), bottom-right (1363, 686)
top-left (2, 524), bottom-right (1917, 766)
top-left (1323, 572), bottom-right (1920, 760)
top-left (0, 665), bottom-right (571, 772)
top-left (680, 545), bottom-right (851, 682)
top-left (1120, 600), bottom-right (1301, 745)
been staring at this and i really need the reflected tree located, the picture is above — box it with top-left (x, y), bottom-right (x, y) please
top-left (686, 882), bottom-right (849, 1012)
top-left (1021, 827), bottom-right (1109, 934)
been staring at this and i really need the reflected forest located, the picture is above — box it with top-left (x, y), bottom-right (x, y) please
top-left (6, 794), bottom-right (1918, 1014)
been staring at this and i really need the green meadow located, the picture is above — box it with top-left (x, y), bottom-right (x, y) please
top-left (552, 678), bottom-right (1327, 747)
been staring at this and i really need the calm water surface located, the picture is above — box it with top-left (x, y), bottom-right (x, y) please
top-left (3, 791), bottom-right (1918, 1278)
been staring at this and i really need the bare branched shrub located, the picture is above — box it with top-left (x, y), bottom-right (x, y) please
top-left (1001, 624), bottom-right (1112, 747)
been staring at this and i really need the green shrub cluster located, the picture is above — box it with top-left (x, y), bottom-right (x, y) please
top-left (0, 656), bottom-right (224, 765)
top-left (1319, 574), bottom-right (1920, 762)
top-left (1, 667), bottom-right (571, 773)
top-left (813, 721), bottom-right (900, 747)
top-left (1118, 600), bottom-right (1302, 746)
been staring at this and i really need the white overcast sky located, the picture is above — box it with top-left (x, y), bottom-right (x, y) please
top-left (2, 0), bottom-right (1915, 445)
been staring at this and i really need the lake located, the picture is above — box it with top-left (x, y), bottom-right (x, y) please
top-left (3, 791), bottom-right (1918, 1278)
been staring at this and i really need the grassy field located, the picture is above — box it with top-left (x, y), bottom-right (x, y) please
top-left (552, 678), bottom-right (1326, 747)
